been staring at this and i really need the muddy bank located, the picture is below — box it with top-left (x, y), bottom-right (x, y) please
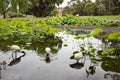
top-left (69, 27), bottom-right (120, 33)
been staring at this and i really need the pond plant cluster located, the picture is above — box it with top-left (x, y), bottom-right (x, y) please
top-left (73, 28), bottom-right (120, 74)
top-left (37, 14), bottom-right (120, 27)
top-left (0, 19), bottom-right (60, 53)
top-left (0, 16), bottom-right (120, 80)
top-left (0, 17), bottom-right (120, 54)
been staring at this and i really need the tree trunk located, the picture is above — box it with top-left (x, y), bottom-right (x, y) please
top-left (3, 12), bottom-right (6, 19)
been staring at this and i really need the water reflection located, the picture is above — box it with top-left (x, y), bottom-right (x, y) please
top-left (2, 61), bottom-right (6, 70)
top-left (0, 31), bottom-right (119, 80)
top-left (104, 73), bottom-right (120, 80)
top-left (0, 61), bottom-right (7, 79)
top-left (69, 62), bottom-right (84, 69)
top-left (101, 57), bottom-right (120, 73)
top-left (45, 53), bottom-right (51, 63)
top-left (86, 65), bottom-right (96, 77)
top-left (8, 52), bottom-right (26, 66)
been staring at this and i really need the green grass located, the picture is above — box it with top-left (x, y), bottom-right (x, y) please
top-left (79, 15), bottom-right (120, 21)
top-left (2, 15), bottom-right (120, 20)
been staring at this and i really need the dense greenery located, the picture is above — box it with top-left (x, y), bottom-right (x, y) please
top-left (27, 0), bottom-right (63, 17)
top-left (11, 0), bottom-right (28, 13)
top-left (0, 0), bottom-right (29, 18)
top-left (0, 0), bottom-right (63, 18)
top-left (0, 19), bottom-right (59, 42)
top-left (73, 27), bottom-right (120, 73)
top-left (26, 14), bottom-right (120, 27)
top-left (0, 0), bottom-right (10, 18)
top-left (0, 19), bottom-right (62, 53)
top-left (64, 0), bottom-right (120, 16)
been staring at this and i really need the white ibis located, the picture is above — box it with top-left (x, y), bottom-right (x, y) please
top-left (45, 47), bottom-right (51, 54)
top-left (45, 47), bottom-right (51, 63)
top-left (8, 45), bottom-right (26, 58)
top-left (70, 51), bottom-right (84, 63)
top-left (8, 45), bottom-right (21, 51)
top-left (8, 53), bottom-right (26, 66)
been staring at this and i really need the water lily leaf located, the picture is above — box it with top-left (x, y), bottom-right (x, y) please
top-left (108, 32), bottom-right (120, 40)
top-left (117, 37), bottom-right (120, 41)
top-left (90, 28), bottom-right (102, 36)
top-left (101, 48), bottom-right (115, 55)
top-left (64, 44), bottom-right (68, 46)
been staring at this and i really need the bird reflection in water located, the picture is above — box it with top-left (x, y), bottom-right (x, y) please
top-left (44, 47), bottom-right (52, 63)
top-left (45, 53), bottom-right (51, 63)
top-left (2, 61), bottom-right (6, 70)
top-left (0, 61), bottom-right (7, 79)
top-left (39, 47), bottom-right (58, 63)
top-left (8, 51), bottom-right (26, 66)
top-left (69, 62), bottom-right (84, 69)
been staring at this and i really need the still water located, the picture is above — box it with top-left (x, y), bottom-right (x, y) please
top-left (0, 31), bottom-right (120, 80)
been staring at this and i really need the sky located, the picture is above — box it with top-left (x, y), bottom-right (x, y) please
top-left (58, 0), bottom-right (96, 7)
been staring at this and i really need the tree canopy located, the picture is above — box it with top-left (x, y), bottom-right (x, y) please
top-left (27, 0), bottom-right (63, 17)
top-left (63, 0), bottom-right (120, 16)
top-left (0, 0), bottom-right (10, 18)
top-left (11, 0), bottom-right (28, 13)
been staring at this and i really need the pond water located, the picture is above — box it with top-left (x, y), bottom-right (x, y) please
top-left (0, 31), bottom-right (120, 80)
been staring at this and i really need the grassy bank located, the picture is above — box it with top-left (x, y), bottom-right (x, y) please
top-left (78, 15), bottom-right (120, 21)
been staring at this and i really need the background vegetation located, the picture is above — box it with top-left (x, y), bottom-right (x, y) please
top-left (0, 0), bottom-right (119, 18)
top-left (64, 0), bottom-right (120, 16)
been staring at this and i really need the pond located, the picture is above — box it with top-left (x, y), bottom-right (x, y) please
top-left (0, 31), bottom-right (120, 80)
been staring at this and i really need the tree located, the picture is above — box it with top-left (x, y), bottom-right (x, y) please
top-left (63, 0), bottom-right (85, 16)
top-left (103, 0), bottom-right (114, 15)
top-left (83, 3), bottom-right (95, 16)
top-left (112, 0), bottom-right (120, 15)
top-left (0, 0), bottom-right (11, 18)
top-left (71, 0), bottom-right (84, 15)
top-left (28, 0), bottom-right (63, 17)
top-left (94, 0), bottom-right (106, 15)
top-left (11, 0), bottom-right (29, 13)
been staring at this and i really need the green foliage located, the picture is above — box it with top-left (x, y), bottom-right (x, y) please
top-left (28, 0), bottom-right (63, 17)
top-left (37, 23), bottom-right (59, 34)
top-left (107, 32), bottom-right (120, 40)
top-left (86, 46), bottom-right (96, 56)
top-left (102, 32), bottom-right (120, 42)
top-left (83, 3), bottom-right (94, 16)
top-left (74, 28), bottom-right (102, 40)
top-left (61, 14), bottom-right (78, 25)
top-left (90, 28), bottom-right (102, 36)
top-left (101, 48), bottom-right (115, 55)
top-left (0, 19), bottom-right (59, 42)
top-left (0, 0), bottom-right (10, 18)
top-left (64, 0), bottom-right (120, 16)
top-left (11, 0), bottom-right (28, 13)
top-left (34, 15), bottom-right (119, 27)
top-left (101, 57), bottom-right (120, 73)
